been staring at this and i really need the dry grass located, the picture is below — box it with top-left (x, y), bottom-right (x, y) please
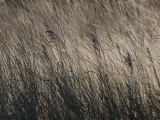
top-left (0, 0), bottom-right (160, 119)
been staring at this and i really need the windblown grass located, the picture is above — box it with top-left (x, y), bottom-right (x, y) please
top-left (0, 0), bottom-right (160, 119)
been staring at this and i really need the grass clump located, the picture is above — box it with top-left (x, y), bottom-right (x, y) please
top-left (0, 0), bottom-right (160, 119)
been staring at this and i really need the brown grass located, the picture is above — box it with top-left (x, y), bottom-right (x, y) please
top-left (0, 0), bottom-right (160, 119)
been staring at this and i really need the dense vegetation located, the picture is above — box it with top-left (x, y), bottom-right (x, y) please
top-left (0, 0), bottom-right (160, 119)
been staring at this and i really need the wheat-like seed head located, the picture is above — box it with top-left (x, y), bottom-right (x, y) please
top-left (0, 0), bottom-right (5, 7)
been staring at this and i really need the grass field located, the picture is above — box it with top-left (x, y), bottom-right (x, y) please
top-left (0, 0), bottom-right (160, 119)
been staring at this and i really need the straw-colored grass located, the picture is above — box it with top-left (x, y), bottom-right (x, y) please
top-left (0, 0), bottom-right (160, 119)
